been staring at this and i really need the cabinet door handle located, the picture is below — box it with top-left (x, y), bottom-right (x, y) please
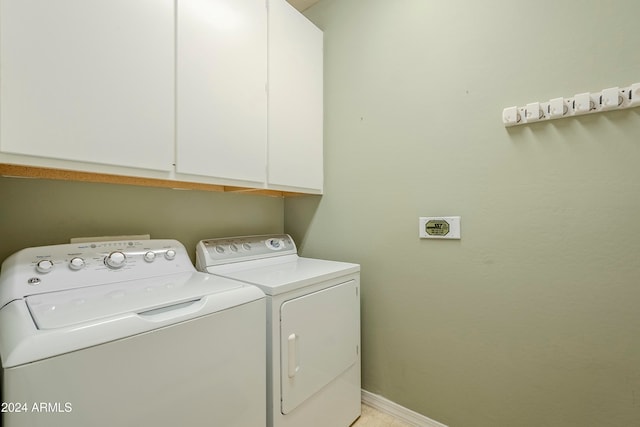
top-left (287, 333), bottom-right (299, 378)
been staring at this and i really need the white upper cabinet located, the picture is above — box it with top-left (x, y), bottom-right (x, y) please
top-left (0, 0), bottom-right (175, 171)
top-left (176, 0), bottom-right (268, 185)
top-left (0, 0), bottom-right (322, 194)
top-left (268, 0), bottom-right (323, 193)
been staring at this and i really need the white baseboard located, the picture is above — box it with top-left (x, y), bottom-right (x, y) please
top-left (360, 390), bottom-right (448, 427)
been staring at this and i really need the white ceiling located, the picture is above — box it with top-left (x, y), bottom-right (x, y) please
top-left (286, 0), bottom-right (321, 12)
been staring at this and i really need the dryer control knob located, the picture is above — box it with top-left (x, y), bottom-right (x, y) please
top-left (69, 257), bottom-right (85, 271)
top-left (266, 238), bottom-right (283, 250)
top-left (36, 259), bottom-right (54, 274)
top-left (144, 251), bottom-right (156, 263)
top-left (105, 251), bottom-right (126, 269)
top-left (164, 249), bottom-right (176, 260)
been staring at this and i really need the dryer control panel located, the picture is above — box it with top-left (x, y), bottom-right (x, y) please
top-left (196, 234), bottom-right (297, 269)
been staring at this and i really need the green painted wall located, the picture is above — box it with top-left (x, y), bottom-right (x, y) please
top-left (0, 177), bottom-right (283, 264)
top-left (286, 1), bottom-right (640, 426)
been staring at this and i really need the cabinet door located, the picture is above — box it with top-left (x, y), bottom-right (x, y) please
top-left (268, 0), bottom-right (323, 192)
top-left (0, 0), bottom-right (175, 171)
top-left (176, 0), bottom-right (267, 184)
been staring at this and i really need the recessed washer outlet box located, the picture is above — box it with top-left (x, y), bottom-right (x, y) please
top-left (419, 216), bottom-right (461, 239)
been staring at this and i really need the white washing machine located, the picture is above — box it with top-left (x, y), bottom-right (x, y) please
top-left (0, 239), bottom-right (266, 427)
top-left (196, 234), bottom-right (361, 427)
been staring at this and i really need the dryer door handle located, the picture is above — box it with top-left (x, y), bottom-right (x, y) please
top-left (287, 333), bottom-right (300, 378)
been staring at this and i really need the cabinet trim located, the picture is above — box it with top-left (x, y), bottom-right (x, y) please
top-left (0, 164), bottom-right (306, 198)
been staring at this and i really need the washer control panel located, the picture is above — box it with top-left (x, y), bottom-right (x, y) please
top-left (0, 239), bottom-right (193, 307)
top-left (196, 234), bottom-right (297, 268)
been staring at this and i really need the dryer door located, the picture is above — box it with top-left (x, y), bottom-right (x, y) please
top-left (280, 280), bottom-right (359, 414)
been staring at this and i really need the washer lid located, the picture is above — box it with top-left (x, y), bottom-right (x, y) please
top-left (207, 256), bottom-right (359, 296)
top-left (0, 271), bottom-right (265, 368)
top-left (26, 271), bottom-right (244, 330)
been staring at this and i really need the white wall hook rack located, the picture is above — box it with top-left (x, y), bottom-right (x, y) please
top-left (502, 82), bottom-right (640, 127)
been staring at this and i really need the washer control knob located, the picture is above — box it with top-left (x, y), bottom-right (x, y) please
top-left (144, 251), bottom-right (156, 263)
top-left (105, 251), bottom-right (126, 269)
top-left (69, 257), bottom-right (85, 271)
top-left (164, 249), bottom-right (176, 260)
top-left (229, 244), bottom-right (238, 253)
top-left (36, 259), bottom-right (54, 274)
top-left (215, 245), bottom-right (225, 254)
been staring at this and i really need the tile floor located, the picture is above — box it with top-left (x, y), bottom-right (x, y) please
top-left (351, 403), bottom-right (413, 427)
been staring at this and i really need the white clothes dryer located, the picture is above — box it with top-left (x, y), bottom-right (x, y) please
top-left (0, 239), bottom-right (266, 427)
top-left (196, 234), bottom-right (361, 427)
